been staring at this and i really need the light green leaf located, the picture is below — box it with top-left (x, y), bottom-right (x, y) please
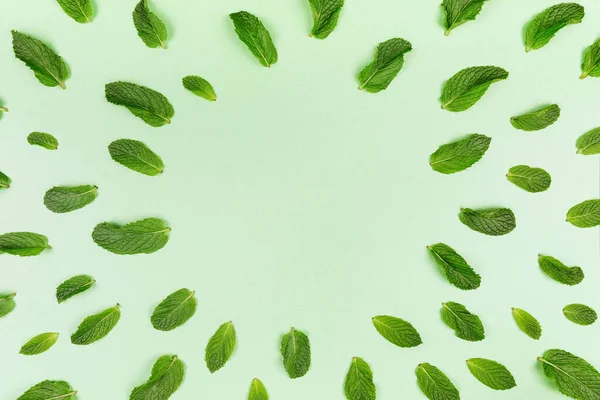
top-left (0, 292), bottom-right (16, 318)
top-left (538, 255), bottom-right (584, 286)
top-left (0, 170), bottom-right (11, 189)
top-left (441, 66), bottom-right (508, 112)
top-left (344, 357), bottom-right (376, 400)
top-left (466, 358), bottom-right (516, 390)
top-left (182, 76), bottom-right (217, 101)
top-left (427, 243), bottom-right (481, 290)
top-left (108, 139), bottom-right (164, 176)
top-left (416, 363), bottom-right (460, 400)
top-left (308, 0), bottom-right (344, 39)
top-left (17, 380), bottom-right (77, 400)
top-left (71, 304), bottom-right (121, 345)
top-left (56, 275), bottom-right (95, 304)
top-left (44, 185), bottom-right (98, 213)
top-left (151, 288), bottom-right (197, 331)
top-left (525, 3), bottom-right (585, 52)
top-left (510, 104), bottom-right (561, 131)
top-left (230, 11), bottom-right (278, 67)
top-left (506, 165), bottom-right (551, 193)
top-left (459, 207), bottom-right (516, 236)
top-left (441, 301), bottom-right (484, 341)
top-left (248, 378), bottom-right (269, 400)
top-left (358, 38), bottom-right (412, 93)
top-left (512, 308), bottom-right (542, 340)
top-left (576, 128), bottom-right (600, 155)
top-left (429, 133), bottom-right (491, 174)
top-left (567, 199), bottom-right (600, 228)
top-left (27, 132), bottom-right (58, 150)
top-left (281, 327), bottom-right (311, 379)
top-left (0, 232), bottom-right (51, 256)
top-left (538, 349), bottom-right (600, 399)
top-left (105, 81), bottom-right (174, 127)
top-left (563, 304), bottom-right (597, 326)
top-left (0, 106), bottom-right (8, 113)
top-left (581, 38), bottom-right (600, 79)
top-left (130, 355), bottom-right (185, 400)
top-left (441, 0), bottom-right (490, 36)
top-left (56, 0), bottom-right (92, 23)
top-left (12, 30), bottom-right (69, 89)
top-left (20, 332), bottom-right (59, 355)
top-left (205, 321), bottom-right (236, 373)
top-left (372, 315), bottom-right (422, 348)
top-left (92, 218), bottom-right (170, 255)
top-left (133, 0), bottom-right (168, 49)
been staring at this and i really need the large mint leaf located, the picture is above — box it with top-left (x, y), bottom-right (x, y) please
top-left (358, 38), bottom-right (412, 93)
top-left (230, 11), bottom-right (277, 67)
top-left (0, 232), bottom-right (51, 256)
top-left (538, 255), bottom-right (584, 286)
top-left (92, 218), bottom-right (170, 255)
top-left (108, 139), bottom-right (164, 176)
top-left (459, 207), bottom-right (516, 236)
top-left (12, 31), bottom-right (69, 89)
top-left (567, 199), bottom-right (600, 228)
top-left (308, 0), bottom-right (344, 39)
top-left (130, 355), bottom-right (185, 400)
top-left (466, 358), bottom-right (516, 390)
top-left (429, 133), bottom-right (491, 174)
top-left (0, 292), bottom-right (16, 318)
top-left (525, 3), bottom-right (584, 52)
top-left (441, 301), bottom-right (484, 341)
top-left (71, 304), bottom-right (121, 345)
top-left (17, 380), bottom-right (77, 400)
top-left (510, 104), bottom-right (560, 131)
top-left (538, 349), bottom-right (600, 399)
top-left (344, 357), bottom-right (376, 400)
top-left (133, 0), bottom-right (168, 49)
top-left (56, 0), bottom-right (93, 23)
top-left (20, 332), bottom-right (59, 356)
top-left (506, 165), bottom-right (551, 193)
top-left (576, 128), bottom-right (600, 155)
top-left (205, 321), bottom-right (236, 373)
top-left (56, 275), bottom-right (95, 303)
top-left (563, 304), bottom-right (597, 326)
top-left (27, 132), bottom-right (58, 150)
top-left (372, 315), bottom-right (422, 348)
top-left (44, 185), bottom-right (98, 213)
top-left (105, 81), bottom-right (174, 127)
top-left (416, 363), bottom-right (460, 400)
top-left (151, 288), bottom-right (197, 331)
top-left (441, 0), bottom-right (490, 36)
top-left (441, 66), bottom-right (508, 112)
top-left (512, 308), bottom-right (542, 340)
top-left (281, 327), bottom-right (311, 378)
top-left (427, 243), bottom-right (481, 290)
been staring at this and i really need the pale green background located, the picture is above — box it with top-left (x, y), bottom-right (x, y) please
top-left (0, 0), bottom-right (599, 398)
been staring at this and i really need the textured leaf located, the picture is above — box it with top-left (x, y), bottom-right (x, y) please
top-left (344, 357), bottom-right (376, 400)
top-left (151, 288), bottom-right (197, 331)
top-left (205, 321), bottom-right (236, 373)
top-left (581, 38), bottom-right (600, 79)
top-left (308, 0), bottom-right (344, 39)
top-left (466, 358), bottom-right (516, 390)
top-left (27, 132), bottom-right (58, 150)
top-left (0, 232), bottom-right (51, 256)
top-left (510, 104), bottom-right (561, 131)
top-left (230, 11), bottom-right (277, 67)
top-left (0, 170), bottom-right (11, 189)
top-left (133, 0), bottom-right (168, 49)
top-left (56, 275), bottom-right (95, 303)
top-left (130, 355), bottom-right (185, 400)
top-left (372, 315), bottom-right (422, 348)
top-left (108, 139), bottom-right (164, 176)
top-left (358, 38), bottom-right (412, 93)
top-left (576, 128), bottom-right (600, 155)
top-left (427, 243), bottom-right (481, 290)
top-left (416, 363), bottom-right (460, 400)
top-left (92, 218), bottom-right (170, 255)
top-left (459, 207), bottom-right (516, 236)
top-left (538, 349), bottom-right (600, 400)
top-left (182, 76), bottom-right (217, 101)
top-left (71, 304), bottom-right (121, 345)
top-left (441, 0), bottom-right (490, 36)
top-left (506, 165), bottom-right (551, 193)
top-left (12, 30), bottom-right (69, 89)
top-left (56, 0), bottom-right (93, 23)
top-left (281, 327), bottom-right (311, 378)
top-left (0, 292), bottom-right (16, 318)
top-left (525, 3), bottom-right (584, 52)
top-left (567, 199), bottom-right (600, 228)
top-left (44, 185), bottom-right (98, 213)
top-left (105, 81), bottom-right (174, 127)
top-left (563, 304), bottom-right (597, 326)
top-left (441, 66), bottom-right (508, 112)
top-left (538, 255), bottom-right (584, 286)
top-left (20, 332), bottom-right (59, 355)
top-left (441, 301), bottom-right (484, 341)
top-left (429, 134), bottom-right (491, 174)
top-left (248, 378), bottom-right (269, 400)
top-left (17, 380), bottom-right (77, 400)
top-left (512, 308), bottom-right (542, 340)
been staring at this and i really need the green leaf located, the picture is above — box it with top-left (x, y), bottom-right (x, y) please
top-left (567, 199), bottom-right (600, 228)
top-left (0, 292), bottom-right (16, 318)
top-left (563, 304), bottom-right (598, 326)
top-left (130, 355), bottom-right (185, 400)
top-left (441, 66), bottom-right (508, 112)
top-left (0, 170), bottom-right (11, 189)
top-left (182, 75), bottom-right (217, 101)
top-left (538, 349), bottom-right (600, 399)
top-left (17, 380), bottom-right (77, 400)
top-left (20, 332), bottom-right (59, 355)
top-left (0, 232), bottom-right (51, 256)
top-left (372, 315), bottom-right (422, 348)
top-left (44, 185), bottom-right (98, 213)
top-left (512, 308), bottom-right (542, 340)
top-left (105, 81), bottom-right (174, 127)
top-left (27, 132), bottom-right (58, 150)
top-left (133, 0), bottom-right (168, 49)
top-left (205, 321), bottom-right (236, 373)
top-left (581, 38), bottom-right (600, 79)
top-left (280, 327), bottom-right (311, 378)
top-left (441, 0), bottom-right (491, 36)
top-left (441, 301), bottom-right (484, 341)
top-left (510, 104), bottom-right (561, 131)
top-left (248, 378), bottom-right (269, 400)
top-left (506, 165), bottom-right (551, 193)
top-left (427, 243), bottom-right (481, 290)
top-left (56, 0), bottom-right (93, 23)
top-left (11, 30), bottom-right (69, 89)
top-left (538, 255), bottom-right (584, 286)
top-left (429, 133), bottom-right (491, 174)
top-left (71, 304), bottom-right (121, 345)
top-left (525, 3), bottom-right (585, 52)
top-left (576, 127), bottom-right (600, 155)
top-left (459, 207), bottom-right (516, 236)
top-left (151, 288), bottom-right (197, 331)
top-left (415, 363), bottom-right (460, 400)
top-left (0, 106), bottom-right (8, 113)
top-left (92, 218), bottom-right (170, 255)
top-left (308, 0), bottom-right (344, 39)
top-left (358, 38), bottom-right (412, 93)
top-left (344, 357), bottom-right (376, 400)
top-left (466, 358), bottom-right (516, 390)
top-left (230, 11), bottom-right (278, 67)
top-left (108, 139), bottom-right (164, 176)
top-left (56, 275), bottom-right (95, 303)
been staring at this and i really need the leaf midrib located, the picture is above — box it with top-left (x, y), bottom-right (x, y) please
top-left (538, 357), bottom-right (599, 395)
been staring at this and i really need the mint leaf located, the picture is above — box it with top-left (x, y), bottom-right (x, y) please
top-left (416, 363), bottom-right (460, 400)
top-left (151, 288), bottom-right (197, 331)
top-left (344, 357), bottom-right (376, 400)
top-left (27, 132), bottom-right (58, 150)
top-left (17, 380), bottom-right (76, 400)
top-left (12, 31), bottom-right (69, 89)
top-left (441, 66), bottom-right (508, 112)
top-left (466, 358), bottom-right (516, 390)
top-left (510, 104), bottom-right (561, 131)
top-left (20, 332), bottom-right (59, 355)
top-left (372, 315), bottom-right (422, 348)
top-left (182, 76), bottom-right (217, 101)
top-left (429, 133), bottom-right (491, 174)
top-left (506, 165), bottom-right (551, 193)
top-left (56, 275), bottom-right (95, 303)
top-left (427, 243), bottom-right (481, 290)
top-left (230, 11), bottom-right (278, 67)
top-left (248, 378), bottom-right (269, 400)
top-left (441, 0), bottom-right (490, 36)
top-left (308, 0), bottom-right (344, 39)
top-left (205, 321), bottom-right (236, 373)
top-left (512, 308), bottom-right (542, 340)
top-left (567, 199), bottom-right (600, 228)
top-left (105, 81), bottom-right (174, 127)
top-left (44, 185), bottom-right (98, 213)
top-left (441, 301), bottom-right (485, 341)
top-left (576, 127), bottom-right (600, 155)
top-left (563, 304), bottom-right (597, 326)
top-left (133, 0), bottom-right (168, 49)
top-left (581, 38), bottom-right (600, 79)
top-left (538, 255), bottom-right (584, 286)
top-left (525, 3), bottom-right (585, 52)
top-left (538, 349), bottom-right (600, 399)
top-left (0, 232), bottom-right (51, 256)
top-left (358, 38), bottom-right (412, 93)
top-left (281, 327), bottom-right (311, 378)
top-left (71, 304), bottom-right (121, 345)
top-left (92, 218), bottom-right (170, 255)
top-left (0, 170), bottom-right (11, 189)
top-left (108, 139), bottom-right (164, 176)
top-left (0, 292), bottom-right (16, 318)
top-left (56, 0), bottom-right (93, 23)
top-left (130, 355), bottom-right (184, 400)
top-left (459, 207), bottom-right (516, 236)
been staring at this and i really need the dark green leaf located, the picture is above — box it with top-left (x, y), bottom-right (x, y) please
top-left (205, 321), bottom-right (236, 373)
top-left (230, 11), bottom-right (278, 67)
top-left (416, 363), bottom-right (460, 400)
top-left (466, 358), bottom-right (516, 390)
top-left (372, 315), bottom-right (422, 348)
top-left (0, 232), bottom-right (51, 256)
top-left (44, 185), bottom-right (98, 213)
top-left (105, 81), bottom-right (174, 127)
top-left (538, 255), bottom-right (584, 286)
top-left (133, 0), bottom-right (168, 49)
top-left (427, 243), bottom-right (481, 290)
top-left (506, 165), bottom-right (551, 193)
top-left (92, 218), bottom-right (170, 255)
top-left (27, 132), bottom-right (58, 150)
top-left (525, 3), bottom-right (585, 52)
top-left (71, 304), bottom-right (121, 345)
top-left (538, 349), bottom-right (600, 399)
top-left (441, 301), bottom-right (485, 341)
top-left (358, 38), bottom-right (412, 93)
top-left (56, 275), bottom-right (95, 303)
top-left (563, 304), bottom-right (597, 326)
top-left (151, 288), bottom-right (197, 331)
top-left (459, 207), bottom-right (516, 236)
top-left (281, 328), bottom-right (311, 378)
top-left (441, 66), bottom-right (508, 111)
top-left (429, 134), bottom-right (491, 174)
top-left (308, 0), bottom-right (344, 39)
top-left (510, 104), bottom-right (560, 131)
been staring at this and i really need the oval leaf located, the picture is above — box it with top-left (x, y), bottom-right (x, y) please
top-left (205, 321), bottom-right (236, 373)
top-left (459, 207), bottom-right (516, 236)
top-left (151, 288), bottom-right (197, 331)
top-left (429, 133), bottom-right (491, 174)
top-left (56, 275), bottom-right (95, 303)
top-left (44, 185), bottom-right (98, 213)
top-left (581, 38), bottom-right (600, 79)
top-left (358, 38), bottom-right (412, 93)
top-left (130, 355), bottom-right (184, 400)
top-left (466, 358), bottom-right (516, 390)
top-left (108, 139), bottom-right (164, 176)
top-left (510, 104), bottom-right (560, 131)
top-left (12, 30), bottom-right (68, 89)
top-left (538, 255), bottom-right (584, 286)
top-left (92, 218), bottom-right (170, 255)
top-left (525, 3), bottom-right (584, 52)
top-left (133, 0), bottom-right (167, 49)
top-left (442, 0), bottom-right (491, 36)
top-left (344, 357), bottom-right (376, 400)
top-left (56, 0), bottom-right (93, 23)
top-left (230, 11), bottom-right (278, 67)
top-left (567, 199), bottom-right (600, 228)
top-left (0, 292), bottom-right (16, 318)
top-left (538, 349), bottom-right (600, 399)
top-left (17, 380), bottom-right (76, 400)
top-left (71, 304), bottom-right (120, 345)
top-left (20, 332), bottom-right (59, 355)
top-left (182, 76), bottom-right (217, 101)
top-left (512, 308), bottom-right (542, 340)
top-left (105, 81), bottom-right (174, 127)
top-left (576, 127), bottom-right (600, 155)
top-left (27, 132), bottom-right (58, 150)
top-left (280, 327), bottom-right (311, 379)
top-left (506, 165), bottom-right (551, 193)
top-left (0, 232), bottom-right (51, 256)
top-left (441, 301), bottom-right (485, 341)
top-left (427, 243), bottom-right (481, 290)
top-left (372, 315), bottom-right (422, 348)
top-left (563, 304), bottom-right (597, 326)
top-left (248, 378), bottom-right (269, 400)
top-left (309, 0), bottom-right (344, 39)
top-left (441, 66), bottom-right (508, 112)
top-left (416, 363), bottom-right (460, 400)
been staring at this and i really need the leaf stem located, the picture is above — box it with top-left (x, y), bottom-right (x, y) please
top-left (580, 71), bottom-right (589, 79)
top-left (0, 107), bottom-right (7, 112)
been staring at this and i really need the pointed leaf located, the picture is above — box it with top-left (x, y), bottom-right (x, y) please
top-left (538, 255), bottom-right (584, 286)
top-left (372, 315), bottom-right (422, 348)
top-left (512, 308), bottom-right (542, 340)
top-left (56, 0), bottom-right (93, 23)
top-left (151, 288), bottom-right (197, 331)
top-left (441, 301), bottom-right (485, 341)
top-left (429, 133), bottom-right (491, 174)
top-left (538, 349), bottom-right (600, 399)
top-left (230, 11), bottom-right (278, 67)
top-left (581, 38), bottom-right (600, 79)
top-left (576, 128), bottom-right (600, 155)
top-left (358, 38), bottom-right (412, 93)
top-left (308, 0), bottom-right (344, 39)
top-left (205, 321), bottom-right (236, 373)
top-left (459, 207), bottom-right (516, 236)
top-left (442, 0), bottom-right (491, 36)
top-left (0, 292), bottom-right (16, 318)
top-left (248, 378), bottom-right (269, 400)
top-left (466, 358), bottom-right (516, 390)
top-left (563, 304), bottom-right (597, 326)
top-left (0, 232), bottom-right (51, 256)
top-left (92, 218), bottom-right (170, 255)
top-left (105, 81), bottom-right (174, 127)
top-left (416, 363), bottom-right (460, 400)
top-left (71, 304), bottom-right (121, 345)
top-left (44, 185), bottom-right (98, 213)
top-left (27, 132), bottom-right (58, 150)
top-left (130, 355), bottom-right (185, 400)
top-left (525, 3), bottom-right (584, 52)
top-left (12, 31), bottom-right (69, 89)
top-left (441, 66), bottom-right (508, 111)
top-left (182, 76), bottom-right (217, 101)
top-left (567, 199), bottom-right (600, 228)
top-left (133, 0), bottom-right (168, 49)
top-left (17, 380), bottom-right (76, 400)
top-left (506, 165), bottom-right (551, 193)
top-left (108, 139), bottom-right (164, 176)
top-left (280, 327), bottom-right (311, 378)
top-left (510, 104), bottom-right (560, 131)
top-left (20, 332), bottom-right (59, 355)
top-left (344, 357), bottom-right (376, 400)
top-left (56, 275), bottom-right (95, 303)
top-left (427, 243), bottom-right (481, 290)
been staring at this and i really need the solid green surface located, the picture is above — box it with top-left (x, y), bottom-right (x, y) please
top-left (0, 0), bottom-right (599, 399)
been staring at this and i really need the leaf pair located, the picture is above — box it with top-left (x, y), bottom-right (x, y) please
top-left (56, 0), bottom-right (93, 23)
top-left (17, 380), bottom-right (77, 400)
top-left (44, 185), bottom-right (98, 213)
top-left (459, 207), bottom-right (516, 236)
top-left (429, 133), bottom-right (491, 174)
top-left (71, 304), bottom-right (121, 345)
top-left (92, 218), bottom-right (170, 255)
top-left (230, 11), bottom-right (278, 67)
top-left (358, 38), bottom-right (413, 93)
top-left (28, 132), bottom-right (58, 150)
top-left (538, 349), bottom-right (600, 399)
top-left (525, 3), bottom-right (585, 52)
top-left (130, 355), bottom-right (184, 400)
top-left (12, 31), bottom-right (69, 89)
top-left (441, 66), bottom-right (508, 112)
top-left (105, 82), bottom-right (174, 127)
top-left (0, 232), bottom-right (51, 256)
top-left (567, 199), bottom-right (600, 228)
top-left (20, 332), bottom-right (59, 355)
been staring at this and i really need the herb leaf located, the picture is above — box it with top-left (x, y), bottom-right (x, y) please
top-left (525, 3), bottom-right (585, 52)
top-left (17, 380), bottom-right (76, 400)
top-left (56, 275), bottom-right (95, 303)
top-left (230, 11), bottom-right (278, 67)
top-left (344, 357), bottom-right (376, 400)
top-left (466, 358), bottom-right (517, 390)
top-left (512, 308), bottom-right (542, 340)
top-left (416, 363), bottom-right (460, 400)
top-left (358, 38), bottom-right (412, 93)
top-left (567, 199), bottom-right (600, 228)
top-left (182, 76), bottom-right (217, 101)
top-left (538, 255), bottom-right (584, 286)
top-left (0, 292), bottom-right (16, 318)
top-left (441, 301), bottom-right (485, 341)
top-left (0, 232), bottom-right (51, 256)
top-left (538, 349), bottom-right (600, 399)
top-left (429, 134), bottom-right (491, 174)
top-left (510, 104), bottom-right (561, 131)
top-left (130, 355), bottom-right (185, 400)
top-left (309, 0), bottom-right (344, 39)
top-left (372, 315), bottom-right (422, 348)
top-left (248, 378), bottom-right (269, 400)
top-left (581, 38), bottom-right (600, 79)
top-left (105, 81), bottom-right (174, 127)
top-left (0, 171), bottom-right (11, 189)
top-left (20, 332), bottom-right (59, 355)
top-left (205, 321), bottom-right (236, 373)
top-left (133, 0), bottom-right (168, 49)
top-left (563, 304), bottom-right (598, 326)
top-left (27, 132), bottom-right (58, 150)
top-left (56, 0), bottom-right (93, 23)
top-left (459, 207), bottom-right (516, 236)
top-left (108, 139), bottom-right (164, 176)
top-left (151, 288), bottom-right (197, 331)
top-left (441, 66), bottom-right (508, 112)
top-left (576, 128), bottom-right (600, 155)
top-left (506, 165), bottom-right (551, 193)
top-left (71, 304), bottom-right (120, 345)
top-left (441, 0), bottom-right (490, 36)
top-left (44, 185), bottom-right (98, 213)
top-left (92, 218), bottom-right (170, 255)
top-left (427, 243), bottom-right (481, 290)
top-left (281, 327), bottom-right (311, 378)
